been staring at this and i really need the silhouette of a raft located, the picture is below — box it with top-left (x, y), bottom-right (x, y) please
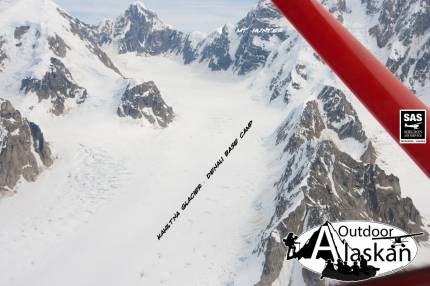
top-left (321, 266), bottom-right (380, 281)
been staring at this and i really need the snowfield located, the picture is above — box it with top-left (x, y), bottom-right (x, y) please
top-left (0, 55), bottom-right (287, 286)
top-left (1, 53), bottom-right (428, 286)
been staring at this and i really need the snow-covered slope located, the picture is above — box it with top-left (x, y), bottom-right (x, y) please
top-left (0, 0), bottom-right (115, 114)
top-left (0, 53), bottom-right (287, 286)
top-left (0, 0), bottom-right (173, 125)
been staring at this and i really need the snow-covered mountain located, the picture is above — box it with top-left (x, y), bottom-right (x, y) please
top-left (96, 1), bottom-right (184, 56)
top-left (0, 0), bottom-right (429, 286)
top-left (95, 1), bottom-right (288, 75)
top-left (0, 0), bottom-right (173, 121)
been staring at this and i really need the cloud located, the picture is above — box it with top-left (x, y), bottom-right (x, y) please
top-left (54, 0), bottom-right (257, 32)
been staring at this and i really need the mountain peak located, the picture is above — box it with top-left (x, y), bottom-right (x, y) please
top-left (124, 0), bottom-right (160, 22)
top-left (129, 0), bottom-right (147, 10)
top-left (120, 0), bottom-right (171, 33)
top-left (0, 0), bottom-right (62, 24)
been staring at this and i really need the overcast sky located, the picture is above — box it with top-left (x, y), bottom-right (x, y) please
top-left (55, 0), bottom-right (257, 33)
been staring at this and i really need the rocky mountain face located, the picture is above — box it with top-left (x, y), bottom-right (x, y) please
top-left (255, 88), bottom-right (427, 285)
top-left (0, 99), bottom-right (52, 197)
top-left (365, 0), bottom-right (430, 96)
top-left (20, 57), bottom-right (88, 115)
top-left (227, 1), bottom-right (287, 75)
top-left (118, 81), bottom-right (174, 127)
top-left (197, 25), bottom-right (235, 71)
top-left (97, 2), bottom-right (184, 56)
top-left (0, 36), bottom-right (7, 72)
top-left (181, 0), bottom-right (288, 74)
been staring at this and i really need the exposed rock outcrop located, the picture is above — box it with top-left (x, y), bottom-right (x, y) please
top-left (14, 25), bottom-right (30, 40)
top-left (20, 57), bottom-right (87, 115)
top-left (0, 99), bottom-right (53, 197)
top-left (0, 36), bottom-right (7, 72)
top-left (318, 86), bottom-right (367, 142)
top-left (47, 34), bottom-right (70, 57)
top-left (199, 26), bottom-right (233, 71)
top-left (233, 0), bottom-right (287, 75)
top-left (117, 81), bottom-right (174, 127)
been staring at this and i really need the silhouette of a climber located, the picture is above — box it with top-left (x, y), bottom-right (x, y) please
top-left (283, 233), bottom-right (298, 259)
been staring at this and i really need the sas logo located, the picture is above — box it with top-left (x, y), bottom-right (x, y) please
top-left (282, 221), bottom-right (423, 282)
top-left (400, 109), bottom-right (426, 144)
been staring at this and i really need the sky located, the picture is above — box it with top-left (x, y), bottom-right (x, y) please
top-left (55, 0), bottom-right (257, 33)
